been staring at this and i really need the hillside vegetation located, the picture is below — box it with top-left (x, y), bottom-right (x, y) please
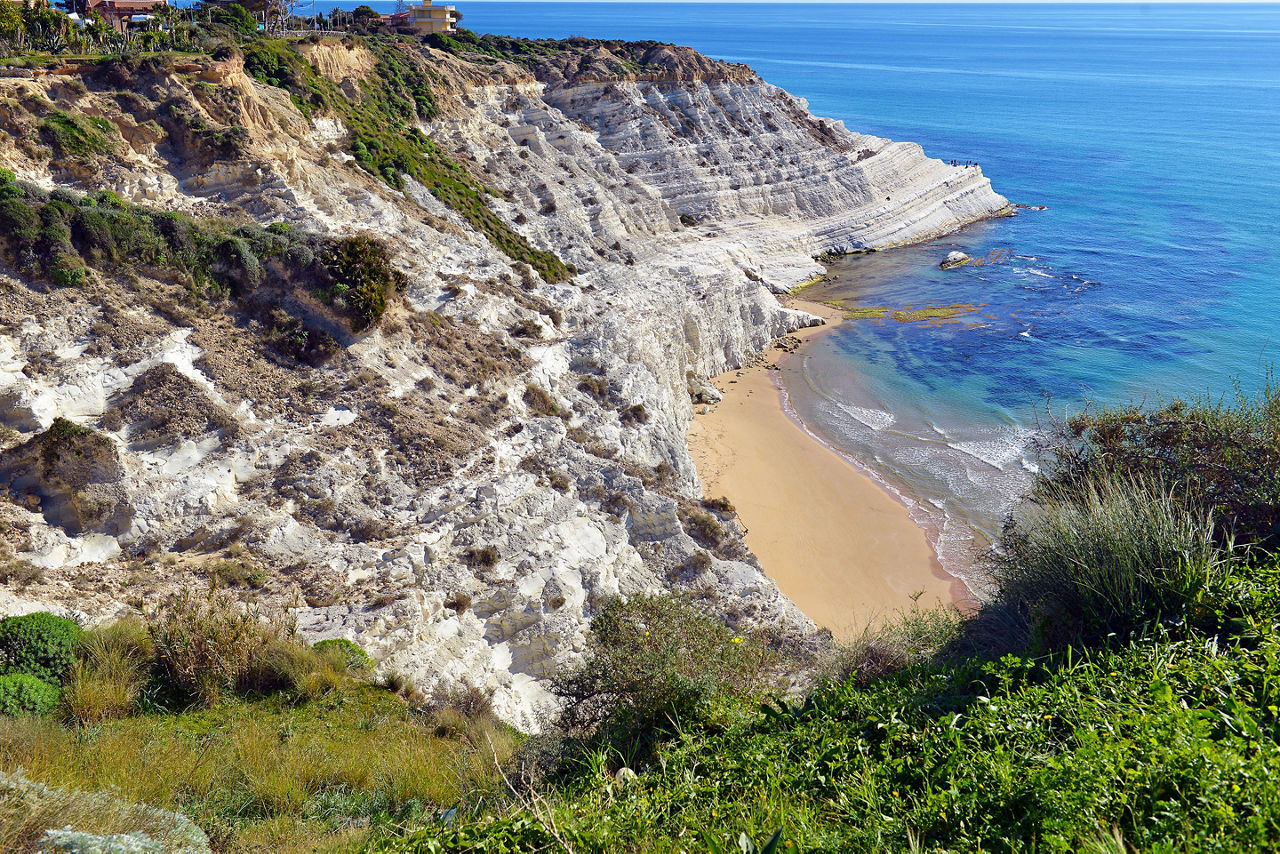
top-left (0, 593), bottom-right (513, 852)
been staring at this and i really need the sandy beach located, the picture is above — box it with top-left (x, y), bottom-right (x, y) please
top-left (688, 298), bottom-right (962, 640)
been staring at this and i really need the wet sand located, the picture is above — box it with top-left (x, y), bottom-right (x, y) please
top-left (688, 298), bottom-right (962, 640)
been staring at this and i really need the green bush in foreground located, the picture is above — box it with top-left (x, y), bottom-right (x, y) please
top-left (976, 474), bottom-right (1221, 654)
top-left (380, 554), bottom-right (1280, 853)
top-left (0, 674), bottom-right (59, 717)
top-left (554, 594), bottom-right (779, 764)
top-left (0, 612), bottom-right (82, 685)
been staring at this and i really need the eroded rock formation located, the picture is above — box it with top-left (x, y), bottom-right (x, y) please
top-left (0, 38), bottom-right (1008, 728)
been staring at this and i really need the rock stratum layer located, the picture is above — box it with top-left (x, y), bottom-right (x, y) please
top-left (0, 38), bottom-right (1008, 728)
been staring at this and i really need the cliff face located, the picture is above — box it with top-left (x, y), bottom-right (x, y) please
top-left (0, 39), bottom-right (1007, 728)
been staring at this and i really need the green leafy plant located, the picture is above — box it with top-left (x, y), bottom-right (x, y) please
top-left (321, 233), bottom-right (406, 330)
top-left (0, 612), bottom-right (82, 685)
top-left (0, 673), bottom-right (59, 716)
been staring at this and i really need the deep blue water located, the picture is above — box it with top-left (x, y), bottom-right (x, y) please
top-left (324, 3), bottom-right (1280, 578)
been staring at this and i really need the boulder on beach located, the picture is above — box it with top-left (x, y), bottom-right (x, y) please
top-left (940, 251), bottom-right (971, 270)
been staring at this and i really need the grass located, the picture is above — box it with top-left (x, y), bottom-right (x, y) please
top-left (0, 684), bottom-right (514, 852)
top-left (976, 475), bottom-right (1221, 653)
top-left (38, 112), bottom-right (116, 161)
top-left (0, 598), bottom-right (516, 851)
top-left (373, 553), bottom-right (1280, 854)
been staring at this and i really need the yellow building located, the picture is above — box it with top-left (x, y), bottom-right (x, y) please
top-left (407, 0), bottom-right (460, 35)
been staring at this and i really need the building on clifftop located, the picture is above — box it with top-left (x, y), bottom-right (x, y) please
top-left (405, 0), bottom-right (459, 34)
top-left (82, 0), bottom-right (166, 31)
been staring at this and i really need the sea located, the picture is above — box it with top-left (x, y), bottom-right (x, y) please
top-left (319, 2), bottom-right (1280, 585)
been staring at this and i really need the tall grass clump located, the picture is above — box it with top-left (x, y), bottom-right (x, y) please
top-left (61, 637), bottom-right (148, 726)
top-left (975, 474), bottom-right (1221, 652)
top-left (148, 590), bottom-right (291, 707)
top-left (826, 604), bottom-right (962, 686)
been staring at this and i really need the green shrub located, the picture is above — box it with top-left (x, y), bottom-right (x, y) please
top-left (210, 2), bottom-right (256, 35)
top-left (0, 198), bottom-right (39, 249)
top-left (0, 673), bottom-right (59, 716)
top-left (313, 638), bottom-right (374, 673)
top-left (0, 612), bottom-right (82, 685)
top-left (39, 113), bottom-right (115, 161)
top-left (47, 251), bottom-right (86, 288)
top-left (242, 39), bottom-right (308, 90)
top-left (1047, 382), bottom-right (1280, 547)
top-left (522, 383), bottom-right (558, 417)
top-left (214, 235), bottom-right (263, 290)
top-left (554, 595), bottom-right (776, 761)
top-left (244, 638), bottom-right (344, 700)
top-left (577, 374), bottom-right (609, 402)
top-left (321, 234), bottom-right (405, 330)
top-left (0, 169), bottom-right (20, 202)
top-left (69, 207), bottom-right (117, 265)
top-left (678, 506), bottom-right (724, 548)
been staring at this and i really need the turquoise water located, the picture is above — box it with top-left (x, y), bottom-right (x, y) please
top-left (354, 3), bottom-right (1280, 578)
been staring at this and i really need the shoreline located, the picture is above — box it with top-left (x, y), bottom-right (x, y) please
top-left (688, 297), bottom-right (964, 640)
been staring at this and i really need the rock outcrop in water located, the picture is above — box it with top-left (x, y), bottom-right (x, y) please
top-left (0, 38), bottom-right (1008, 728)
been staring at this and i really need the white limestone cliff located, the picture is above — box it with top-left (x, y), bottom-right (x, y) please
top-left (0, 40), bottom-right (1008, 729)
